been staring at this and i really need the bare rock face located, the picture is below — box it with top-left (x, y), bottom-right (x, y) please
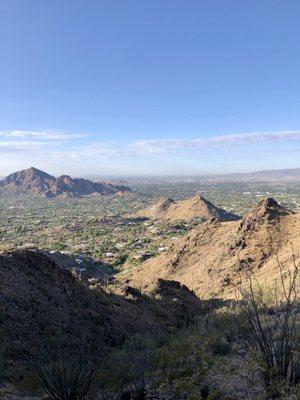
top-left (0, 167), bottom-right (131, 197)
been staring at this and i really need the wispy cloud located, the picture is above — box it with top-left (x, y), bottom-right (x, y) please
top-left (0, 130), bottom-right (89, 156)
top-left (129, 130), bottom-right (300, 155)
top-left (0, 130), bottom-right (89, 141)
top-left (0, 129), bottom-right (299, 158)
top-left (65, 130), bottom-right (300, 158)
top-left (0, 141), bottom-right (46, 154)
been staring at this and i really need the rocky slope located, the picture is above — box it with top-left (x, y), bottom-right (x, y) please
top-left (0, 249), bottom-right (208, 378)
top-left (123, 198), bottom-right (299, 298)
top-left (138, 194), bottom-right (240, 222)
top-left (0, 167), bottom-right (131, 197)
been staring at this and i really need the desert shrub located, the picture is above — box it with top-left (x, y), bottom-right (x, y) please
top-left (206, 333), bottom-right (230, 356)
top-left (209, 304), bottom-right (248, 340)
top-left (32, 342), bottom-right (100, 400)
top-left (155, 329), bottom-right (210, 396)
top-left (98, 331), bottom-right (209, 398)
top-left (235, 254), bottom-right (299, 398)
top-left (99, 335), bottom-right (156, 399)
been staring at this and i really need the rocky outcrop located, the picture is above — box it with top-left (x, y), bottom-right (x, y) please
top-left (238, 197), bottom-right (293, 233)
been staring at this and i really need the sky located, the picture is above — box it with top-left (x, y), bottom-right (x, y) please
top-left (0, 0), bottom-right (300, 177)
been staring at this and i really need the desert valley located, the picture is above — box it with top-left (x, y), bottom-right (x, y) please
top-left (1, 2), bottom-right (300, 399)
top-left (0, 167), bottom-right (299, 400)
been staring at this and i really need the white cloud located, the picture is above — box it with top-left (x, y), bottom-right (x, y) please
top-left (0, 140), bottom-right (63, 155)
top-left (130, 130), bottom-right (300, 154)
top-left (0, 130), bottom-right (89, 141)
top-left (0, 129), bottom-right (299, 159)
top-left (0, 141), bottom-right (43, 154)
top-left (74, 130), bottom-right (300, 158)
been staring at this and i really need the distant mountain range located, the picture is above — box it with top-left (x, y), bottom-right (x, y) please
top-left (0, 167), bottom-right (132, 197)
top-left (1, 167), bottom-right (299, 184)
top-left (120, 167), bottom-right (300, 184)
top-left (212, 167), bottom-right (300, 181)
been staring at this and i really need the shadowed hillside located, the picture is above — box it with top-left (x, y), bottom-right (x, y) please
top-left (0, 249), bottom-right (212, 379)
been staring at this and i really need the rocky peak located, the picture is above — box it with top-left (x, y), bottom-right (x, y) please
top-left (256, 197), bottom-right (292, 217)
top-left (191, 194), bottom-right (240, 221)
top-left (139, 194), bottom-right (240, 222)
top-left (5, 167), bottom-right (50, 181)
top-left (27, 166), bottom-right (48, 175)
top-left (238, 197), bottom-right (293, 233)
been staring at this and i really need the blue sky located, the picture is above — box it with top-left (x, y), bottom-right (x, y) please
top-left (0, 0), bottom-right (300, 176)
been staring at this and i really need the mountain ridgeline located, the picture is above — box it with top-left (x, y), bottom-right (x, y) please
top-left (126, 197), bottom-right (299, 299)
top-left (0, 167), bottom-right (132, 197)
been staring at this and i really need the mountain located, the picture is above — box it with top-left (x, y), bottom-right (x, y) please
top-left (138, 194), bottom-right (240, 222)
top-left (0, 249), bottom-right (208, 379)
top-left (0, 167), bottom-right (132, 197)
top-left (122, 198), bottom-right (299, 299)
top-left (122, 167), bottom-right (300, 185)
top-left (0, 167), bottom-right (56, 195)
top-left (209, 167), bottom-right (300, 181)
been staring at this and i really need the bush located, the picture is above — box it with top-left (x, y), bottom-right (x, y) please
top-left (206, 334), bottom-right (230, 356)
top-left (155, 329), bottom-right (209, 396)
top-left (99, 335), bottom-right (156, 399)
top-left (32, 342), bottom-right (101, 400)
top-left (235, 254), bottom-right (299, 398)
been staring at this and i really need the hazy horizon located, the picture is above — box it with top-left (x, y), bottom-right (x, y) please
top-left (0, 164), bottom-right (300, 180)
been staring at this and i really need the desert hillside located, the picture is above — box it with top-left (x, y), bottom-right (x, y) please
top-left (0, 249), bottom-right (209, 378)
top-left (123, 198), bottom-right (300, 299)
top-left (137, 194), bottom-right (240, 222)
